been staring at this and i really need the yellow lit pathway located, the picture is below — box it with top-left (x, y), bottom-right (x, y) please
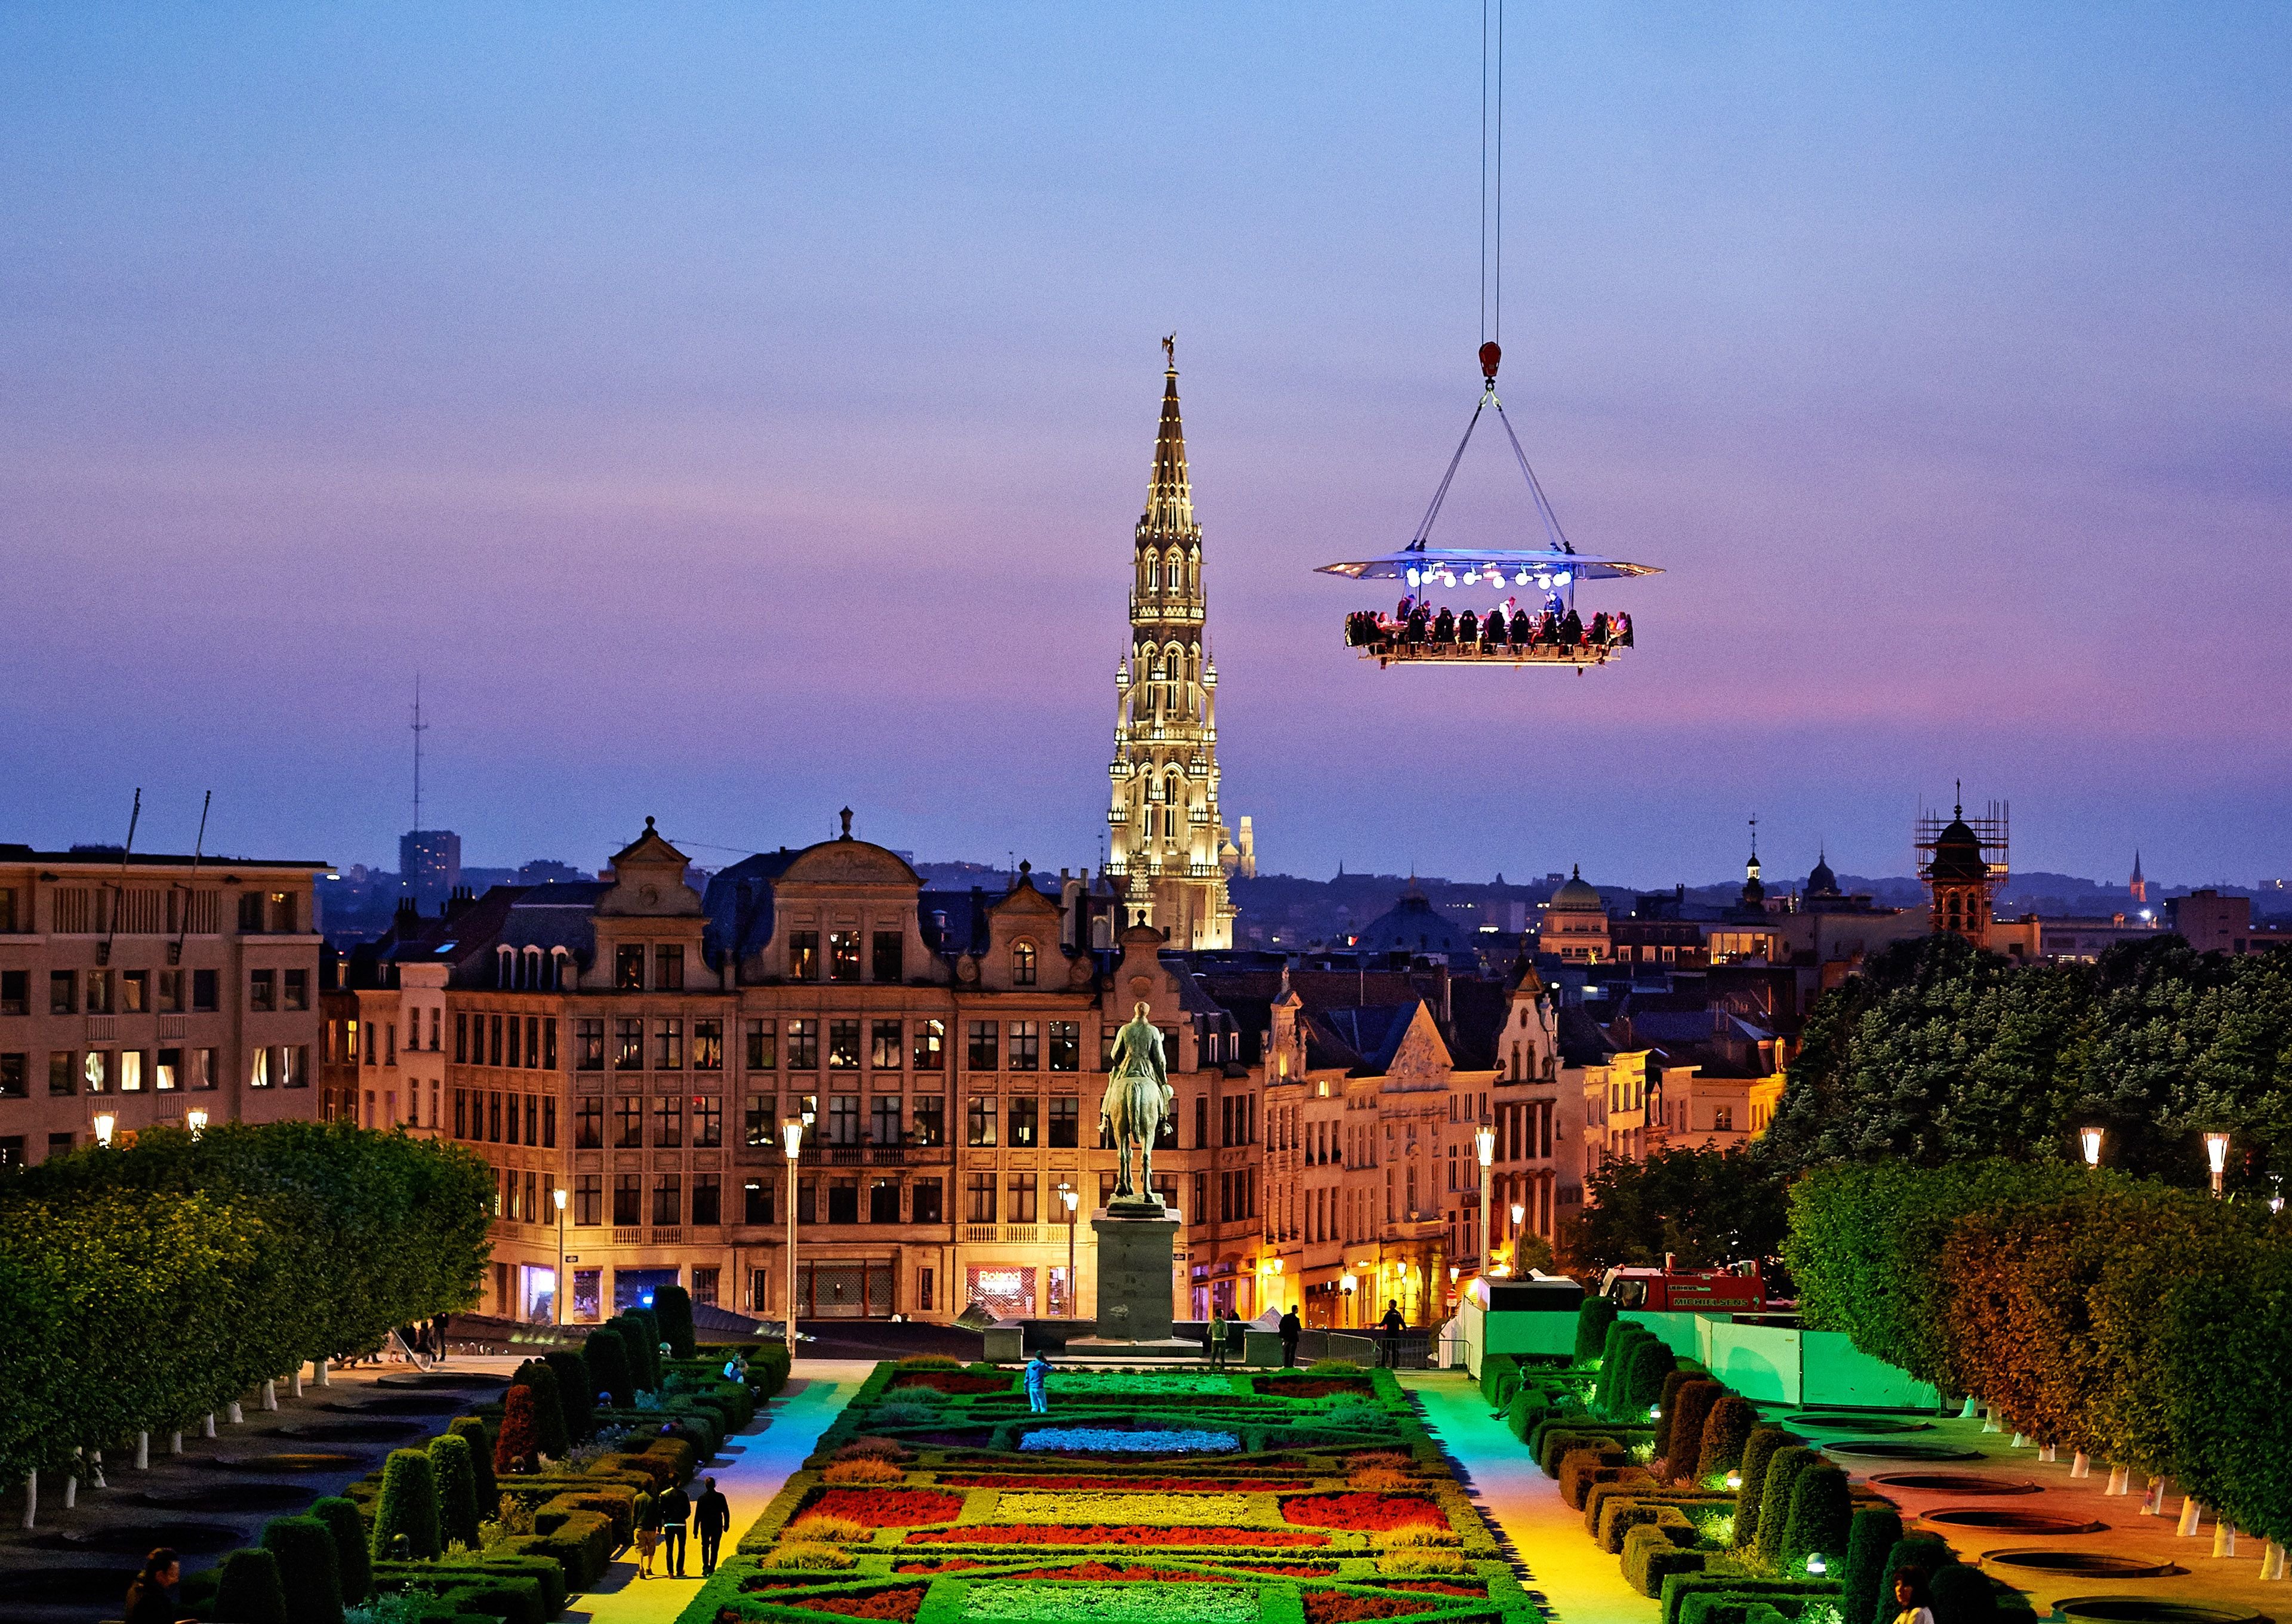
top-left (566, 1363), bottom-right (867, 1624)
top-left (1406, 1373), bottom-right (1656, 1624)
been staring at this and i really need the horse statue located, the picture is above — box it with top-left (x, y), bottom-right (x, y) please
top-left (1099, 1001), bottom-right (1174, 1211)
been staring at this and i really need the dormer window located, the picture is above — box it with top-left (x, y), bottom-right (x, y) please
top-left (1012, 939), bottom-right (1037, 986)
top-left (497, 947), bottom-right (515, 988)
top-left (615, 944), bottom-right (645, 990)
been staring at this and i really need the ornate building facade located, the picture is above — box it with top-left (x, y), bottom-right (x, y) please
top-left (1103, 342), bottom-right (1238, 950)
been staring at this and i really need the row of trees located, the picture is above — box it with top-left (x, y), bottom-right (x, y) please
top-left (0, 1120), bottom-right (495, 1490)
top-left (1766, 932), bottom-right (2292, 1182)
top-left (1785, 1159), bottom-right (2292, 1546)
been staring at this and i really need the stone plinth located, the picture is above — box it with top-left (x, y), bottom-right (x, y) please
top-left (1090, 1207), bottom-right (1180, 1343)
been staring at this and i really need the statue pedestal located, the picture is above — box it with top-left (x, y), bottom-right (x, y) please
top-left (1090, 1207), bottom-right (1181, 1343)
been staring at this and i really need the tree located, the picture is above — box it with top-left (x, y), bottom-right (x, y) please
top-left (1733, 1426), bottom-right (1795, 1551)
top-left (1562, 1145), bottom-right (1788, 1280)
top-left (371, 1447), bottom-right (442, 1561)
top-left (428, 1432), bottom-right (481, 1550)
top-left (1695, 1396), bottom-right (1757, 1484)
top-left (260, 1516), bottom-right (344, 1624)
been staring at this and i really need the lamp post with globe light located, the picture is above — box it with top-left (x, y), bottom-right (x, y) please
top-left (1058, 1182), bottom-right (1079, 1316)
top-left (1509, 1202), bottom-right (1526, 1274)
top-left (1475, 1126), bottom-right (1496, 1283)
top-left (782, 1117), bottom-right (806, 1348)
top-left (553, 1185), bottom-right (568, 1327)
top-left (2206, 1132), bottom-right (2231, 1198)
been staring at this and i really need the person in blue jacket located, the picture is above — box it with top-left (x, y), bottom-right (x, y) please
top-left (1024, 1351), bottom-right (1053, 1413)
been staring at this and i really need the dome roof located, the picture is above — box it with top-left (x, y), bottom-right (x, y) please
top-left (1807, 850), bottom-right (1840, 896)
top-left (1548, 865), bottom-right (1605, 913)
top-left (1929, 816), bottom-right (1988, 885)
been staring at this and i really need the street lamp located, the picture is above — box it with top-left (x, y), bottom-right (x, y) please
top-left (1058, 1182), bottom-right (1079, 1317)
top-left (781, 1117), bottom-right (806, 1349)
top-left (1509, 1201), bottom-right (1526, 1275)
top-left (2079, 1126), bottom-right (2105, 1169)
top-left (552, 1185), bottom-right (568, 1327)
top-left (186, 1109), bottom-right (209, 1138)
top-left (1474, 1126), bottom-right (1496, 1283)
top-left (1339, 1272), bottom-right (1357, 1329)
top-left (93, 1113), bottom-right (116, 1147)
top-left (2205, 1132), bottom-right (2231, 1198)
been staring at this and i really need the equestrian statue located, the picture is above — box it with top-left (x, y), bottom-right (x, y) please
top-left (1099, 1001), bottom-right (1173, 1212)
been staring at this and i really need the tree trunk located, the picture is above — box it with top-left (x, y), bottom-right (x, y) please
top-left (226, 1401), bottom-right (243, 1425)
top-left (135, 1432), bottom-right (149, 1471)
top-left (1958, 1395), bottom-right (1980, 1419)
top-left (2142, 1477), bottom-right (2167, 1515)
top-left (2105, 1465), bottom-right (2130, 1495)
top-left (2010, 1432), bottom-right (2028, 1447)
top-left (169, 1432), bottom-right (183, 1456)
top-left (2070, 1452), bottom-right (2091, 1478)
top-left (62, 1457), bottom-right (76, 1510)
top-left (1981, 1407), bottom-right (2003, 1434)
top-left (2262, 1541), bottom-right (2284, 1581)
top-left (89, 1451), bottom-right (105, 1490)
top-left (261, 1379), bottom-right (277, 1412)
top-left (291, 1369), bottom-right (304, 1398)
top-left (20, 1472), bottom-right (33, 1530)
top-left (316, 1358), bottom-right (330, 1387)
top-left (2179, 1497), bottom-right (2203, 1536)
top-left (2040, 1444), bottom-right (2058, 1463)
top-left (2214, 1523), bottom-right (2237, 1559)
top-left (202, 1413), bottom-right (216, 1438)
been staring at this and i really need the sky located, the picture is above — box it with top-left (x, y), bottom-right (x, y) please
top-left (3, 5), bottom-right (2288, 893)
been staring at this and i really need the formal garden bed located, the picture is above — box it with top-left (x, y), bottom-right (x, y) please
top-left (682, 1356), bottom-right (1536, 1624)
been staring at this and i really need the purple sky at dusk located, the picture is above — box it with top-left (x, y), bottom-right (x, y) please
top-left (4, 6), bottom-right (2288, 892)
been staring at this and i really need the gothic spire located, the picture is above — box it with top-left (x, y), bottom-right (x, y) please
top-left (1141, 334), bottom-right (1196, 538)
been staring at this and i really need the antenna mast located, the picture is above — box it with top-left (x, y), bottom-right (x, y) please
top-left (411, 675), bottom-right (430, 836)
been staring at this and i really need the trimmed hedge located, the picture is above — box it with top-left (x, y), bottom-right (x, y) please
top-left (1696, 1396), bottom-right (1757, 1483)
top-left (429, 1431), bottom-right (481, 1550)
top-left (1778, 1462), bottom-right (1851, 1571)
top-left (1576, 1295), bottom-right (1619, 1363)
top-left (541, 1350), bottom-right (594, 1443)
top-left (1625, 1519), bottom-right (1711, 1596)
top-left (1752, 1446), bottom-right (1817, 1563)
top-left (1662, 1570), bottom-right (1842, 1624)
top-left (1842, 1505), bottom-right (1903, 1624)
top-left (582, 1321), bottom-right (634, 1407)
top-left (310, 1498), bottom-right (371, 1606)
top-left (446, 1416), bottom-right (497, 1509)
top-left (1732, 1426), bottom-right (1796, 1546)
top-left (260, 1516), bottom-right (343, 1624)
top-left (652, 1284), bottom-right (697, 1359)
top-left (372, 1447), bottom-right (442, 1561)
top-left (213, 1546), bottom-right (291, 1624)
top-left (1665, 1380), bottom-right (1721, 1480)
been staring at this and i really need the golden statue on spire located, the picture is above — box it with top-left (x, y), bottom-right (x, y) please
top-left (1162, 332), bottom-right (1175, 368)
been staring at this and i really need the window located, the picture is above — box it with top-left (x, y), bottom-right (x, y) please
top-left (190, 1048), bottom-right (215, 1090)
top-left (0, 970), bottom-right (25, 1016)
top-left (246, 969), bottom-right (275, 1012)
top-left (652, 1018), bottom-right (683, 1071)
top-left (746, 1019), bottom-right (777, 1070)
top-left (744, 1178), bottom-right (774, 1225)
top-left (575, 1018), bottom-right (604, 1070)
top-left (541, 1096), bottom-right (557, 1147)
top-left (614, 1018), bottom-right (643, 1070)
top-left (871, 1094), bottom-right (901, 1147)
top-left (652, 1094), bottom-right (683, 1147)
top-left (870, 1178), bottom-right (900, 1223)
top-left (526, 1016), bottom-right (541, 1067)
top-left (827, 1019), bottom-right (860, 1070)
top-left (571, 1096), bottom-right (603, 1148)
top-left (871, 1019), bottom-right (902, 1069)
top-left (452, 1012), bottom-right (467, 1064)
top-left (913, 1095), bottom-right (945, 1146)
top-left (967, 1020), bottom-right (997, 1071)
top-left (284, 969), bottom-right (309, 1011)
top-left (281, 1046), bottom-right (307, 1088)
top-left (1049, 1096), bottom-right (1079, 1148)
top-left (652, 1175), bottom-right (682, 1227)
top-left (787, 1019), bottom-right (818, 1071)
top-left (692, 1173), bottom-right (722, 1227)
top-left (48, 971), bottom-right (75, 1015)
top-left (693, 1018), bottom-right (723, 1071)
top-left (827, 1093), bottom-right (862, 1146)
top-left (155, 1047), bottom-right (180, 1091)
top-left (911, 1018), bottom-right (944, 1071)
top-left (1048, 1021), bottom-right (1080, 1073)
top-left (744, 1094), bottom-right (772, 1147)
top-left (1012, 939), bottom-right (1037, 985)
top-left (614, 1175), bottom-right (642, 1226)
top-left (827, 1178), bottom-right (859, 1224)
top-left (999, 1173), bottom-right (1034, 1224)
top-left (615, 945), bottom-right (645, 990)
top-left (0, 1055), bottom-right (22, 1098)
top-left (488, 1014), bottom-right (504, 1067)
top-left (575, 1175), bottom-right (602, 1225)
top-left (828, 932), bottom-right (861, 981)
top-left (238, 891), bottom-right (264, 932)
top-left (268, 892), bottom-right (295, 933)
top-left (965, 1171), bottom-right (997, 1222)
top-left (1714, 1106), bottom-right (1734, 1132)
top-left (692, 1094), bottom-right (722, 1147)
top-left (615, 1095), bottom-right (643, 1148)
top-left (119, 970), bottom-right (147, 1013)
top-left (913, 1179), bottom-right (943, 1224)
top-left (430, 1009), bottom-right (443, 1051)
top-left (1009, 1021), bottom-right (1039, 1071)
top-left (1008, 1095), bottom-right (1039, 1148)
top-left (966, 1094), bottom-right (997, 1147)
top-left (655, 944), bottom-right (684, 990)
top-left (872, 931), bottom-right (904, 983)
top-left (691, 1265), bottom-right (720, 1307)
top-left (1051, 1178), bottom-right (1078, 1223)
top-left (788, 932), bottom-right (820, 980)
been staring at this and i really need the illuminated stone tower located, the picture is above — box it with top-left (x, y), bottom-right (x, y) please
top-left (1104, 340), bottom-right (1237, 950)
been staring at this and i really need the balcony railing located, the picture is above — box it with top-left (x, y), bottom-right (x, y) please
top-left (799, 1143), bottom-right (950, 1167)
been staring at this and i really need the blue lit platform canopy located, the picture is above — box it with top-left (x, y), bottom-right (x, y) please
top-left (1316, 547), bottom-right (1662, 587)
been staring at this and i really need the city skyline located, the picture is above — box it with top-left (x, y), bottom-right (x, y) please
top-left (5, 7), bottom-right (2288, 885)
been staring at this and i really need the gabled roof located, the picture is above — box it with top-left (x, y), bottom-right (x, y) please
top-left (701, 849), bottom-right (806, 966)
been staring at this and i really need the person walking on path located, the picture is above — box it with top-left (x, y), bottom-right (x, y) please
top-left (124, 1548), bottom-right (192, 1624)
top-left (694, 1474), bottom-right (731, 1576)
top-left (631, 1486), bottom-right (661, 1578)
top-left (1024, 1351), bottom-right (1053, 1413)
top-left (1379, 1301), bottom-right (1406, 1366)
top-left (658, 1480), bottom-right (692, 1577)
top-left (1279, 1307), bottom-right (1302, 1368)
top-left (1207, 1310), bottom-right (1228, 1369)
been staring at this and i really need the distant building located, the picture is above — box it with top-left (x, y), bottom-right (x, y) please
top-left (400, 829), bottom-right (462, 913)
top-left (1537, 868), bottom-right (1611, 964)
top-left (2128, 851), bottom-right (2146, 906)
top-left (1919, 796), bottom-right (2006, 948)
top-left (518, 858), bottom-right (590, 886)
top-left (2166, 890), bottom-right (2292, 956)
top-left (0, 842), bottom-right (328, 1166)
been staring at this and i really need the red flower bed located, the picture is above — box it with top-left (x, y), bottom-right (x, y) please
top-left (1261, 1378), bottom-right (1376, 1399)
top-left (806, 1488), bottom-right (967, 1527)
top-left (1005, 1564), bottom-right (1222, 1582)
top-left (1246, 1564), bottom-right (1344, 1578)
top-left (938, 1474), bottom-right (1312, 1492)
top-left (772, 1587), bottom-right (928, 1622)
top-left (892, 1559), bottom-right (988, 1574)
top-left (1390, 1581), bottom-right (1486, 1597)
top-left (1304, 1597), bottom-right (1418, 1624)
top-left (1280, 1493), bottom-right (1447, 1531)
top-left (905, 1524), bottom-right (1328, 1548)
top-left (891, 1372), bottom-right (1012, 1395)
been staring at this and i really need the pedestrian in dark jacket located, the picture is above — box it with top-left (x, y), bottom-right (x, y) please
top-left (1278, 1308), bottom-right (1302, 1368)
top-left (694, 1474), bottom-right (732, 1576)
top-left (124, 1548), bottom-right (190, 1624)
top-left (658, 1482), bottom-right (692, 1577)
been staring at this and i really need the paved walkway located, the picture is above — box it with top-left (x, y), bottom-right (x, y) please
top-left (1407, 1374), bottom-right (1656, 1624)
top-left (566, 1361), bottom-right (868, 1624)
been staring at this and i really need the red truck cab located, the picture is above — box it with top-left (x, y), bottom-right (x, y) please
top-left (1601, 1257), bottom-right (1766, 1314)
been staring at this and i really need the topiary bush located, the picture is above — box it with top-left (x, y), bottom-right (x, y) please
top-left (513, 1359), bottom-right (571, 1460)
top-left (1696, 1395), bottom-right (1758, 1484)
top-left (1843, 1505), bottom-right (1905, 1624)
top-left (1779, 1461), bottom-right (1853, 1571)
top-left (652, 1284), bottom-right (697, 1359)
top-left (1651, 1369), bottom-right (1699, 1458)
top-left (583, 1321), bottom-right (634, 1407)
top-left (428, 1431), bottom-right (481, 1549)
top-left (1927, 1560), bottom-right (2001, 1624)
top-left (1576, 1295), bottom-right (1619, 1364)
top-left (1873, 1534), bottom-right (1952, 1624)
top-left (1624, 1338), bottom-right (1679, 1418)
top-left (1665, 1380), bottom-right (1722, 1479)
top-left (495, 1385), bottom-right (543, 1477)
top-left (1754, 1445), bottom-right (1817, 1563)
top-left (370, 1447), bottom-right (442, 1561)
top-left (308, 1497), bottom-right (369, 1606)
top-left (259, 1515), bottom-right (343, 1624)
top-left (212, 1546), bottom-right (291, 1624)
top-left (542, 1349), bottom-right (594, 1442)
top-left (446, 1415), bottom-right (497, 1508)
top-left (1733, 1425), bottom-right (1796, 1543)
top-left (624, 1308), bottom-right (664, 1388)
